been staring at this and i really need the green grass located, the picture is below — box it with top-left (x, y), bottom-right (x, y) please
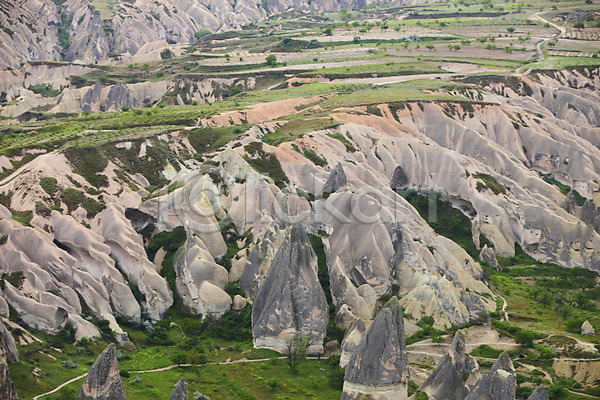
top-left (10, 313), bottom-right (342, 400)
top-left (243, 142), bottom-right (289, 189)
top-left (263, 117), bottom-right (340, 146)
top-left (28, 84), bottom-right (62, 98)
top-left (528, 56), bottom-right (600, 70)
top-left (299, 60), bottom-right (443, 79)
top-left (187, 125), bottom-right (249, 154)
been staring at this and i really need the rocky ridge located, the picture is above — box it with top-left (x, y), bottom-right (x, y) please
top-left (0, 0), bottom-right (412, 69)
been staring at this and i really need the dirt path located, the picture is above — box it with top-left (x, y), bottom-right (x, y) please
top-left (497, 294), bottom-right (509, 322)
top-left (516, 13), bottom-right (565, 74)
top-left (532, 13), bottom-right (565, 62)
top-left (32, 373), bottom-right (88, 400)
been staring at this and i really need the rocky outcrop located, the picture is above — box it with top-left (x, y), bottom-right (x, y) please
top-left (252, 224), bottom-right (328, 353)
top-left (0, 321), bottom-right (18, 364)
top-left (464, 352), bottom-right (516, 400)
top-left (0, 218), bottom-right (101, 340)
top-left (93, 204), bottom-right (173, 322)
top-left (0, 337), bottom-right (18, 400)
top-left (0, 0), bottom-right (61, 69)
top-left (52, 211), bottom-right (141, 323)
top-left (172, 234), bottom-right (231, 317)
top-left (77, 343), bottom-right (126, 400)
top-left (418, 332), bottom-right (480, 400)
top-left (169, 379), bottom-right (188, 400)
top-left (479, 244), bottom-right (500, 271)
top-left (341, 297), bottom-right (408, 400)
top-left (323, 163), bottom-right (347, 194)
top-left (581, 320), bottom-right (595, 336)
top-left (528, 387), bottom-right (549, 400)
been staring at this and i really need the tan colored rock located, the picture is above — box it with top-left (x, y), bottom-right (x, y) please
top-left (232, 295), bottom-right (247, 311)
top-left (581, 320), bottom-right (595, 336)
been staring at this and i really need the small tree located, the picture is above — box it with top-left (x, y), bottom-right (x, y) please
top-left (285, 334), bottom-right (314, 374)
top-left (266, 378), bottom-right (280, 391)
top-left (515, 330), bottom-right (535, 348)
top-left (507, 27), bottom-right (515, 34)
top-left (426, 44), bottom-right (435, 51)
top-left (265, 54), bottom-right (277, 66)
top-left (573, 22), bottom-right (585, 29)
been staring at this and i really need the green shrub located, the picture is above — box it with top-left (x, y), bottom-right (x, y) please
top-left (40, 177), bottom-right (59, 196)
top-left (473, 173), bottom-right (507, 195)
top-left (471, 344), bottom-right (503, 358)
top-left (63, 147), bottom-right (108, 187)
top-left (61, 188), bottom-right (85, 212)
top-left (243, 143), bottom-right (289, 189)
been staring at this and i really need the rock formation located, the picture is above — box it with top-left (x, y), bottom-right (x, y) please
top-left (77, 343), bottom-right (126, 400)
top-left (341, 297), bottom-right (408, 400)
top-left (322, 163), bottom-right (348, 194)
top-left (0, 335), bottom-right (18, 400)
top-left (169, 378), bottom-right (188, 400)
top-left (418, 332), bottom-right (480, 400)
top-left (93, 204), bottom-right (173, 322)
top-left (172, 234), bottom-right (231, 317)
top-left (252, 224), bottom-right (328, 353)
top-left (528, 387), bottom-right (550, 400)
top-left (480, 244), bottom-right (500, 271)
top-left (581, 320), bottom-right (595, 336)
top-left (464, 352), bottom-right (516, 400)
top-left (0, 320), bottom-right (18, 363)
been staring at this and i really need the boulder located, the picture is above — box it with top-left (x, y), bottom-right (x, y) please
top-left (252, 224), bottom-right (328, 354)
top-left (581, 320), bottom-right (595, 336)
top-left (418, 332), bottom-right (480, 400)
top-left (232, 295), bottom-right (247, 311)
top-left (341, 296), bottom-right (408, 400)
top-left (169, 378), bottom-right (188, 400)
top-left (464, 352), bottom-right (516, 400)
top-left (77, 343), bottom-right (126, 400)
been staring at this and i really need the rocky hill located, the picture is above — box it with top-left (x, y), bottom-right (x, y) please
top-left (1, 2), bottom-right (599, 399)
top-left (0, 0), bottom-right (415, 69)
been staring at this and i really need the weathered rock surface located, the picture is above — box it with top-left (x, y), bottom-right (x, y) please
top-left (528, 387), bottom-right (549, 400)
top-left (93, 204), bottom-right (173, 321)
top-left (322, 163), bottom-right (348, 194)
top-left (52, 211), bottom-right (141, 323)
top-left (0, 320), bottom-right (18, 364)
top-left (173, 234), bottom-right (231, 317)
top-left (479, 244), bottom-right (500, 271)
top-left (581, 320), bottom-right (595, 336)
top-left (252, 224), bottom-right (328, 353)
top-left (169, 378), bottom-right (188, 400)
top-left (418, 332), bottom-right (480, 400)
top-left (0, 0), bottom-right (415, 68)
top-left (0, 336), bottom-right (18, 400)
top-left (464, 351), bottom-right (516, 400)
top-left (77, 343), bottom-right (126, 400)
top-left (341, 297), bottom-right (408, 400)
top-left (0, 0), bottom-right (61, 69)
